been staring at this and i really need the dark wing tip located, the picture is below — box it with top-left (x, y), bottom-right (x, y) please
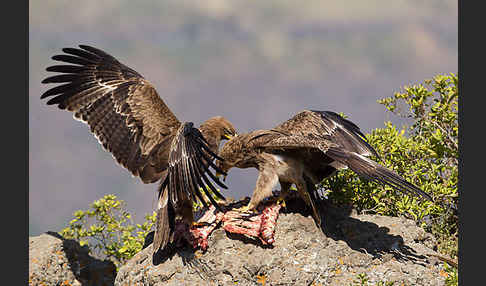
top-left (79, 44), bottom-right (96, 50)
top-left (78, 44), bottom-right (112, 59)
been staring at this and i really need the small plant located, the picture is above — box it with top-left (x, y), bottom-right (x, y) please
top-left (443, 262), bottom-right (458, 286)
top-left (59, 194), bottom-right (156, 268)
top-left (348, 273), bottom-right (395, 286)
top-left (353, 273), bottom-right (369, 285)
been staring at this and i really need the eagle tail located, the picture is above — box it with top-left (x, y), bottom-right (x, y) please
top-left (152, 180), bottom-right (175, 255)
top-left (325, 147), bottom-right (432, 201)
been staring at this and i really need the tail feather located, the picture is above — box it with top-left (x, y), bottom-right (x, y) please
top-left (325, 147), bottom-right (432, 201)
top-left (153, 183), bottom-right (175, 254)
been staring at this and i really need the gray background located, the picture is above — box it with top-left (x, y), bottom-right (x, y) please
top-left (29, 0), bottom-right (457, 235)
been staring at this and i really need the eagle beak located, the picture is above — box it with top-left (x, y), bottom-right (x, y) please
top-left (224, 134), bottom-right (233, 140)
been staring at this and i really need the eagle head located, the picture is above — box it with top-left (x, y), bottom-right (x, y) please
top-left (216, 134), bottom-right (255, 177)
top-left (202, 116), bottom-right (237, 141)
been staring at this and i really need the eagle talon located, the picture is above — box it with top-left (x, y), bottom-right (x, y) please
top-left (191, 221), bottom-right (210, 228)
top-left (272, 194), bottom-right (287, 209)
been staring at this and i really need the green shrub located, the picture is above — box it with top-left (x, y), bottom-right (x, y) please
top-left (322, 73), bottom-right (458, 259)
top-left (443, 262), bottom-right (459, 286)
top-left (59, 194), bottom-right (156, 269)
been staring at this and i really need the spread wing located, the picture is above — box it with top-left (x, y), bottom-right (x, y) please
top-left (254, 110), bottom-right (432, 201)
top-left (160, 122), bottom-right (228, 211)
top-left (41, 45), bottom-right (227, 208)
top-left (41, 45), bottom-right (180, 183)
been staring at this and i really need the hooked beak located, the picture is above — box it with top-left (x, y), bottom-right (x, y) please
top-left (224, 134), bottom-right (234, 140)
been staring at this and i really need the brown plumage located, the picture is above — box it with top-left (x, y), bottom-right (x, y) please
top-left (217, 110), bottom-right (432, 227)
top-left (41, 45), bottom-right (237, 254)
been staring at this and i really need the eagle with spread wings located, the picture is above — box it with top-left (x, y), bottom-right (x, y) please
top-left (217, 110), bottom-right (432, 230)
top-left (41, 45), bottom-right (237, 254)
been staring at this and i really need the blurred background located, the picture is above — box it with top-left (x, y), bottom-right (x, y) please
top-left (29, 0), bottom-right (457, 236)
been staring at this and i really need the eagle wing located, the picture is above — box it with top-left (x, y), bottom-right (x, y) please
top-left (160, 122), bottom-right (227, 210)
top-left (41, 45), bottom-right (226, 207)
top-left (255, 110), bottom-right (432, 201)
top-left (272, 110), bottom-right (379, 158)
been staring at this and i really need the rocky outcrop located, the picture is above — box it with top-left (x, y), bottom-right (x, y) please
top-left (115, 199), bottom-right (449, 286)
top-left (29, 231), bottom-right (116, 286)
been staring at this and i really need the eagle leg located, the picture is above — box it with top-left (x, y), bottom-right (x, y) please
top-left (229, 165), bottom-right (280, 216)
top-left (271, 181), bottom-right (292, 209)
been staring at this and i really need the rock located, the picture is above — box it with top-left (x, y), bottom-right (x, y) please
top-left (115, 199), bottom-right (447, 286)
top-left (29, 231), bottom-right (116, 286)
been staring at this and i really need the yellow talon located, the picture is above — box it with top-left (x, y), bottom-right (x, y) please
top-left (192, 221), bottom-right (204, 227)
top-left (234, 204), bottom-right (253, 213)
top-left (192, 221), bottom-right (211, 228)
top-left (277, 196), bottom-right (287, 208)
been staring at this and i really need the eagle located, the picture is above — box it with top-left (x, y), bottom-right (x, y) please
top-left (216, 110), bottom-right (432, 230)
top-left (40, 45), bottom-right (237, 254)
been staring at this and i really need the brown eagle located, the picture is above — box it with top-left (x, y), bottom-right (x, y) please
top-left (40, 45), bottom-right (237, 254)
top-left (217, 110), bottom-right (432, 228)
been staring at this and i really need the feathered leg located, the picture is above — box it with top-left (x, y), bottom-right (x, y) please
top-left (275, 181), bottom-right (292, 208)
top-left (245, 168), bottom-right (280, 211)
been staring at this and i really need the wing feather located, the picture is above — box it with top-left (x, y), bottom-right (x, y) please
top-left (186, 153), bottom-right (210, 209)
top-left (325, 147), bottom-right (432, 201)
top-left (273, 110), bottom-right (379, 158)
top-left (41, 45), bottom-right (181, 183)
top-left (62, 47), bottom-right (101, 61)
top-left (163, 123), bottom-right (227, 212)
top-left (312, 110), bottom-right (379, 158)
top-left (51, 54), bottom-right (97, 66)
